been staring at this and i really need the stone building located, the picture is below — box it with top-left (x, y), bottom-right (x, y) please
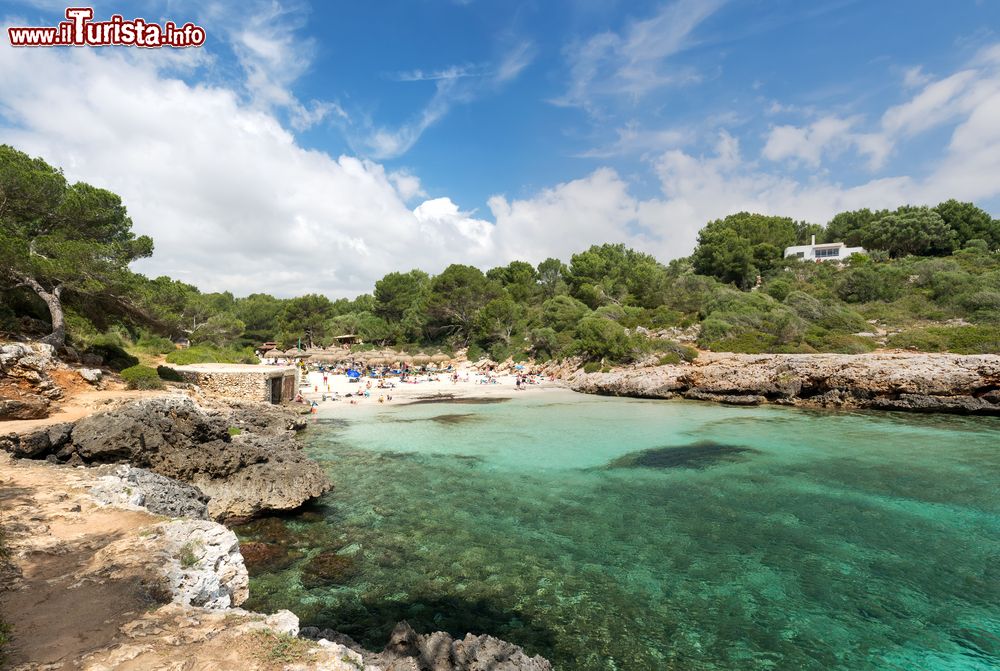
top-left (172, 364), bottom-right (299, 403)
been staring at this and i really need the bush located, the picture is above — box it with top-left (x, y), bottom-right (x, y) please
top-left (887, 325), bottom-right (1000, 354)
top-left (574, 315), bottom-right (647, 363)
top-left (783, 291), bottom-right (867, 332)
top-left (119, 365), bottom-right (164, 390)
top-left (651, 339), bottom-right (698, 362)
top-left (165, 345), bottom-right (256, 365)
top-left (135, 333), bottom-right (176, 355)
top-left (156, 365), bottom-right (184, 382)
top-left (803, 328), bottom-right (877, 354)
top-left (582, 362), bottom-right (601, 373)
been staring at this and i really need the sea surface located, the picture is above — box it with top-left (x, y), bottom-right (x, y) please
top-left (237, 390), bottom-right (1000, 670)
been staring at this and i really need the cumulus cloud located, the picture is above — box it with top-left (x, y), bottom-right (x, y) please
top-left (0, 43), bottom-right (492, 296)
top-left (763, 116), bottom-right (891, 169)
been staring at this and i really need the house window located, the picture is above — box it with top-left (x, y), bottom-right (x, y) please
top-left (794, 251), bottom-right (805, 258)
top-left (815, 247), bottom-right (840, 258)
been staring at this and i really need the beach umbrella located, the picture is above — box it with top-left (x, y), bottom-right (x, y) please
top-left (346, 369), bottom-right (361, 379)
top-left (431, 354), bottom-right (450, 363)
top-left (283, 348), bottom-right (300, 357)
top-left (263, 349), bottom-right (282, 358)
top-left (412, 354), bottom-right (431, 365)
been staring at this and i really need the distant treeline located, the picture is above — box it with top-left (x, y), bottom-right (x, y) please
top-left (2, 144), bottom-right (999, 366)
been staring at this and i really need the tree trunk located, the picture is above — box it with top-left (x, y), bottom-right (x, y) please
top-left (18, 275), bottom-right (66, 347)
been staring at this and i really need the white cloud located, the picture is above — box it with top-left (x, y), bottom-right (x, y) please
top-left (555, 0), bottom-right (724, 111)
top-left (763, 116), bottom-right (891, 169)
top-left (488, 168), bottom-right (642, 262)
top-left (204, 0), bottom-right (338, 131)
top-left (0, 43), bottom-right (494, 296)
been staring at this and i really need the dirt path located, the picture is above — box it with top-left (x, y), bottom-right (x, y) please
top-left (1, 389), bottom-right (180, 435)
top-left (0, 453), bottom-right (163, 668)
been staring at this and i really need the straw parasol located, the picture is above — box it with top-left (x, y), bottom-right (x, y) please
top-left (284, 348), bottom-right (300, 357)
top-left (430, 353), bottom-right (450, 364)
top-left (263, 349), bottom-right (282, 359)
top-left (411, 354), bottom-right (431, 365)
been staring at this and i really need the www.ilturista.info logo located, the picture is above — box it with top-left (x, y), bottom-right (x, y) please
top-left (8, 7), bottom-right (206, 48)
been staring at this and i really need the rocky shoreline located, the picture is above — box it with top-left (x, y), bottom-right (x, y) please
top-left (0, 392), bottom-right (552, 670)
top-left (569, 351), bottom-right (1000, 414)
top-left (1, 396), bottom-right (329, 523)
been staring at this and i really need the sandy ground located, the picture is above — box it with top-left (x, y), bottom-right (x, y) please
top-left (296, 363), bottom-right (563, 412)
top-left (1, 388), bottom-right (183, 435)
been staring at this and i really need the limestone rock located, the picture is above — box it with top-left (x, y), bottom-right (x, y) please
top-left (157, 519), bottom-right (250, 609)
top-left (78, 367), bottom-right (103, 383)
top-left (356, 620), bottom-right (552, 671)
top-left (2, 397), bottom-right (331, 521)
top-left (0, 397), bottom-right (50, 420)
top-left (570, 352), bottom-right (1000, 415)
top-left (91, 465), bottom-right (210, 519)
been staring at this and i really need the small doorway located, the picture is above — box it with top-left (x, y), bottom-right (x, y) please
top-left (269, 377), bottom-right (282, 404)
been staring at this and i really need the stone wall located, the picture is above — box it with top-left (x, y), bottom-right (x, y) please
top-left (176, 367), bottom-right (297, 403)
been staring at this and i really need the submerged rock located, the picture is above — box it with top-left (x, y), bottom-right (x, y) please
top-left (240, 541), bottom-right (300, 576)
top-left (606, 441), bottom-right (759, 470)
top-left (301, 551), bottom-right (357, 589)
top-left (357, 620), bottom-right (553, 671)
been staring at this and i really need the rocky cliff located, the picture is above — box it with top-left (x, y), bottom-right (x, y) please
top-left (0, 396), bottom-right (330, 521)
top-left (569, 352), bottom-right (1000, 414)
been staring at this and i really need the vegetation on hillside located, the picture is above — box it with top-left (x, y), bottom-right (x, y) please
top-left (3, 145), bottom-right (1000, 367)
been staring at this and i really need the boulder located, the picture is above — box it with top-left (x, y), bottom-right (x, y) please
top-left (0, 397), bottom-right (50, 420)
top-left (2, 397), bottom-right (331, 522)
top-left (359, 620), bottom-right (552, 671)
top-left (78, 368), bottom-right (103, 384)
top-left (90, 465), bottom-right (210, 519)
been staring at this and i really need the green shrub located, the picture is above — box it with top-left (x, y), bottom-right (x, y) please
top-left (887, 325), bottom-right (1000, 354)
top-left (803, 328), bottom-right (877, 354)
top-left (658, 352), bottom-right (681, 365)
top-left (165, 345), bottom-right (256, 365)
top-left (574, 315), bottom-right (647, 363)
top-left (119, 365), bottom-right (164, 390)
top-left (651, 339), bottom-right (698, 362)
top-left (582, 362), bottom-right (601, 373)
top-left (136, 333), bottom-right (176, 355)
top-left (465, 343), bottom-right (485, 361)
top-left (783, 291), bottom-right (867, 332)
top-left (701, 330), bottom-right (777, 354)
top-left (156, 365), bottom-right (184, 382)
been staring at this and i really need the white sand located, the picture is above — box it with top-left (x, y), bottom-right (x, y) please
top-left (294, 362), bottom-right (563, 410)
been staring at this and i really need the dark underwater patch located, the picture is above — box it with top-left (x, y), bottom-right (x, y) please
top-left (606, 441), bottom-right (760, 470)
top-left (390, 413), bottom-right (483, 426)
top-left (408, 395), bottom-right (511, 405)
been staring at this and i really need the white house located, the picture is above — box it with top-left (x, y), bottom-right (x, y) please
top-left (784, 235), bottom-right (865, 262)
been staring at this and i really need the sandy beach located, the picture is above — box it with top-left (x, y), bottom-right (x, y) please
top-left (295, 362), bottom-right (565, 411)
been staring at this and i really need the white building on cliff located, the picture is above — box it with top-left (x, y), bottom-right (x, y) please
top-left (784, 235), bottom-right (865, 262)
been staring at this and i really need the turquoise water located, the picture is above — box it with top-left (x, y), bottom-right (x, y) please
top-left (238, 391), bottom-right (1000, 670)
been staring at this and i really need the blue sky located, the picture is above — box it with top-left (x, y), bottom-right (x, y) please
top-left (2, 1), bottom-right (999, 296)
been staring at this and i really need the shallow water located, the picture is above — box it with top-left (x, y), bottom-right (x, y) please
top-left (238, 391), bottom-right (1000, 670)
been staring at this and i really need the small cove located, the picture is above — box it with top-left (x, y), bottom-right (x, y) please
top-left (237, 391), bottom-right (1000, 670)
